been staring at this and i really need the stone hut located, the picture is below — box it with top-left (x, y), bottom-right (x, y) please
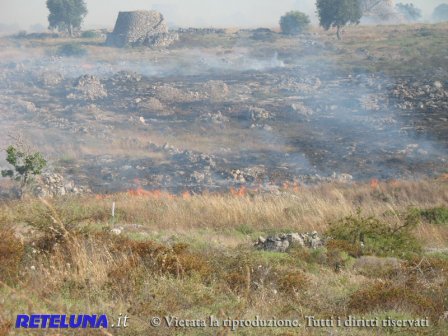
top-left (106, 10), bottom-right (178, 48)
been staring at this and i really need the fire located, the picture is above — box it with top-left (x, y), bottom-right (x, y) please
top-left (95, 194), bottom-right (109, 200)
top-left (293, 182), bottom-right (300, 193)
top-left (230, 186), bottom-right (247, 197)
top-left (128, 188), bottom-right (175, 199)
top-left (370, 178), bottom-right (380, 189)
top-left (282, 181), bottom-right (300, 193)
top-left (182, 191), bottom-right (191, 199)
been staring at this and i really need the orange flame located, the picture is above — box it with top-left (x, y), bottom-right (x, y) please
top-left (128, 188), bottom-right (175, 199)
top-left (370, 178), bottom-right (380, 189)
top-left (293, 182), bottom-right (300, 193)
top-left (95, 194), bottom-right (109, 200)
top-left (182, 191), bottom-right (191, 199)
top-left (230, 186), bottom-right (247, 197)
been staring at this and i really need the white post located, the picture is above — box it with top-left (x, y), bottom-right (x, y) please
top-left (112, 202), bottom-right (116, 218)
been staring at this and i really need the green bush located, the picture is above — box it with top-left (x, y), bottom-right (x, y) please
top-left (326, 210), bottom-right (421, 258)
top-left (280, 11), bottom-right (310, 35)
top-left (419, 206), bottom-right (448, 225)
top-left (58, 43), bottom-right (87, 57)
top-left (81, 30), bottom-right (100, 38)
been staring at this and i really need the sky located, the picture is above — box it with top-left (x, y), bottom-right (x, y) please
top-left (0, 0), bottom-right (446, 31)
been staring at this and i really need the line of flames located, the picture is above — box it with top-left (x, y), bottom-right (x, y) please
top-left (92, 176), bottom-right (446, 200)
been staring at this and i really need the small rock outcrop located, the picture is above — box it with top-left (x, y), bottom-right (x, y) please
top-left (67, 75), bottom-right (108, 101)
top-left (33, 172), bottom-right (89, 198)
top-left (106, 10), bottom-right (178, 48)
top-left (255, 232), bottom-right (324, 252)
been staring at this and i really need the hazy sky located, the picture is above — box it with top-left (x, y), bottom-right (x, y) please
top-left (0, 0), bottom-right (446, 30)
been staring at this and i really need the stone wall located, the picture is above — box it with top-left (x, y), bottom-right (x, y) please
top-left (106, 10), bottom-right (178, 48)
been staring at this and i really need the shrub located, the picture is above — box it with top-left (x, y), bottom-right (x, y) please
top-left (57, 43), bottom-right (87, 57)
top-left (419, 206), bottom-right (448, 225)
top-left (348, 281), bottom-right (444, 320)
top-left (278, 271), bottom-right (308, 294)
top-left (326, 210), bottom-right (421, 258)
top-left (81, 30), bottom-right (100, 38)
top-left (0, 227), bottom-right (24, 283)
top-left (280, 11), bottom-right (310, 35)
top-left (1, 143), bottom-right (47, 199)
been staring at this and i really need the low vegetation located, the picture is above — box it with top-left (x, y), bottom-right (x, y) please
top-left (1, 179), bottom-right (447, 335)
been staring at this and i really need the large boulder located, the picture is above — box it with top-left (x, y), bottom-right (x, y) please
top-left (106, 10), bottom-right (178, 48)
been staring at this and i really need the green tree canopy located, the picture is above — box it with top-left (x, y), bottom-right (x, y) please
top-left (396, 3), bottom-right (422, 22)
top-left (46, 0), bottom-right (88, 36)
top-left (316, 0), bottom-right (362, 39)
top-left (432, 3), bottom-right (448, 22)
top-left (280, 11), bottom-right (310, 35)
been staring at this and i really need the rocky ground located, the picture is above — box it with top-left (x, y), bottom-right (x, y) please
top-left (0, 26), bottom-right (446, 196)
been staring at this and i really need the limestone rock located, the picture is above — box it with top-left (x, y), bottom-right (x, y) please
top-left (255, 231), bottom-right (324, 252)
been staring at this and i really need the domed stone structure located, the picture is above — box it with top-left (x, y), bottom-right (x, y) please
top-left (106, 10), bottom-right (178, 48)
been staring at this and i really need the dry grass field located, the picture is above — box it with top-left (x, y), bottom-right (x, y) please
top-left (1, 178), bottom-right (448, 335)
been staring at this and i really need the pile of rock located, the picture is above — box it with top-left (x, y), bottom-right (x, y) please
top-left (106, 10), bottom-right (178, 48)
top-left (33, 172), bottom-right (89, 198)
top-left (199, 111), bottom-right (229, 124)
top-left (67, 75), bottom-right (108, 101)
top-left (392, 80), bottom-right (447, 111)
top-left (255, 232), bottom-right (324, 252)
top-left (38, 71), bottom-right (64, 87)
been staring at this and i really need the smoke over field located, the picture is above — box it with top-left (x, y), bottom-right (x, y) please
top-left (0, 25), bottom-right (447, 196)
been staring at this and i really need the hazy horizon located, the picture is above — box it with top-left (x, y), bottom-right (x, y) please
top-left (0, 0), bottom-right (446, 32)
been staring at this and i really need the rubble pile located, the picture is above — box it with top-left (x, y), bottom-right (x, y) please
top-left (106, 10), bottom-right (178, 48)
top-left (255, 232), bottom-right (324, 252)
top-left (392, 80), bottom-right (447, 111)
top-left (33, 172), bottom-right (89, 198)
top-left (67, 75), bottom-right (108, 101)
top-left (38, 71), bottom-right (64, 87)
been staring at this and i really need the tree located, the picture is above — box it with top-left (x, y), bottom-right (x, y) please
top-left (46, 0), bottom-right (87, 36)
top-left (316, 0), bottom-right (362, 40)
top-left (432, 3), bottom-right (448, 22)
top-left (280, 11), bottom-right (310, 35)
top-left (1, 142), bottom-right (47, 199)
top-left (396, 3), bottom-right (422, 22)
